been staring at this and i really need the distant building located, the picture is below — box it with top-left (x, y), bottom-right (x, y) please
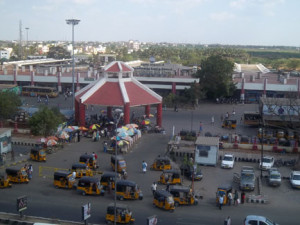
top-left (0, 50), bottom-right (10, 60)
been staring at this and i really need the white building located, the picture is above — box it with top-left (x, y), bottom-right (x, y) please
top-left (0, 50), bottom-right (10, 59)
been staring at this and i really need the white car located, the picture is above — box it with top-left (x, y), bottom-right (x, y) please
top-left (244, 215), bottom-right (278, 225)
top-left (290, 171), bottom-right (300, 189)
top-left (221, 154), bottom-right (234, 169)
top-left (259, 156), bottom-right (274, 170)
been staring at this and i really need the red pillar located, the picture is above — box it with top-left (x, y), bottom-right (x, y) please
top-left (30, 71), bottom-right (35, 86)
top-left (79, 102), bottom-right (86, 127)
top-left (124, 103), bottom-right (130, 125)
top-left (145, 105), bottom-right (150, 118)
top-left (107, 106), bottom-right (113, 120)
top-left (293, 141), bottom-right (298, 153)
top-left (57, 72), bottom-right (62, 93)
top-left (14, 122), bottom-right (18, 133)
top-left (13, 68), bottom-right (17, 85)
top-left (172, 82), bottom-right (176, 94)
top-left (156, 103), bottom-right (162, 127)
top-left (252, 137), bottom-right (258, 150)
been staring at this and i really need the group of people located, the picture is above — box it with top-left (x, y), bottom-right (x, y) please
top-left (37, 94), bottom-right (49, 104)
top-left (218, 190), bottom-right (245, 210)
top-left (24, 164), bottom-right (33, 180)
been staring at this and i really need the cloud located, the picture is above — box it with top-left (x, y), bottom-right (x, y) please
top-left (209, 12), bottom-right (235, 21)
top-left (32, 5), bottom-right (55, 12)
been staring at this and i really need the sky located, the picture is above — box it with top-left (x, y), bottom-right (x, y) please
top-left (0, 0), bottom-right (299, 46)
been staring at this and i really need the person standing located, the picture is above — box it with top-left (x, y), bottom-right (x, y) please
top-left (234, 190), bottom-right (239, 206)
top-left (199, 122), bottom-right (203, 135)
top-left (211, 116), bottom-right (215, 126)
top-left (225, 112), bottom-right (229, 119)
top-left (151, 182), bottom-right (157, 195)
top-left (241, 191), bottom-right (246, 204)
top-left (103, 141), bottom-right (108, 153)
top-left (227, 191), bottom-right (233, 206)
top-left (142, 160), bottom-right (147, 173)
top-left (219, 195), bottom-right (224, 210)
top-left (232, 108), bottom-right (236, 116)
top-left (28, 164), bottom-right (33, 180)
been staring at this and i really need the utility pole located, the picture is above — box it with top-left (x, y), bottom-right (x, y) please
top-left (66, 19), bottom-right (80, 114)
top-left (25, 27), bottom-right (29, 59)
top-left (19, 20), bottom-right (23, 59)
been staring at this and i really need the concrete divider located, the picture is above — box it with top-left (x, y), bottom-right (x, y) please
top-left (247, 194), bottom-right (268, 204)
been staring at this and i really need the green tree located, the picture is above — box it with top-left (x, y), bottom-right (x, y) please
top-left (47, 46), bottom-right (71, 59)
top-left (0, 92), bottom-right (22, 121)
top-left (29, 106), bottom-right (64, 136)
top-left (286, 59), bottom-right (300, 70)
top-left (195, 55), bottom-right (235, 99)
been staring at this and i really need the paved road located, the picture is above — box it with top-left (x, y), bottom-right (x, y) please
top-left (1, 133), bottom-right (300, 225)
top-left (2, 97), bottom-right (299, 224)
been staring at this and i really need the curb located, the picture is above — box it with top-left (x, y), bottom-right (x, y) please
top-left (246, 195), bottom-right (268, 204)
top-left (0, 159), bottom-right (28, 169)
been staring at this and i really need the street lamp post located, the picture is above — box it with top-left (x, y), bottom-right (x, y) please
top-left (114, 113), bottom-right (124, 225)
top-left (66, 19), bottom-right (80, 114)
top-left (25, 27), bottom-right (29, 59)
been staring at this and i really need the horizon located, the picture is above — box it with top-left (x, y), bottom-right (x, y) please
top-left (0, 0), bottom-right (300, 46)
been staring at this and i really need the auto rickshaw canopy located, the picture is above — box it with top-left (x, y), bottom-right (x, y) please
top-left (79, 154), bottom-right (95, 162)
top-left (154, 156), bottom-right (171, 164)
top-left (162, 169), bottom-right (180, 177)
top-left (54, 171), bottom-right (72, 180)
top-left (6, 168), bottom-right (21, 176)
top-left (116, 180), bottom-right (137, 188)
top-left (154, 189), bottom-right (173, 199)
top-left (72, 163), bottom-right (88, 170)
top-left (169, 185), bottom-right (191, 193)
top-left (106, 203), bottom-right (131, 214)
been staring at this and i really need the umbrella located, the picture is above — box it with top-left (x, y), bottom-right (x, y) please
top-left (117, 128), bottom-right (127, 133)
top-left (111, 136), bottom-right (121, 141)
top-left (79, 126), bottom-right (88, 131)
top-left (37, 137), bottom-right (47, 143)
top-left (89, 124), bottom-right (101, 130)
top-left (68, 126), bottom-right (79, 130)
top-left (121, 126), bottom-right (129, 130)
top-left (47, 139), bottom-right (57, 146)
top-left (117, 132), bottom-right (128, 138)
top-left (149, 113), bottom-right (154, 118)
top-left (126, 124), bottom-right (138, 129)
top-left (63, 128), bottom-right (74, 132)
top-left (126, 129), bottom-right (134, 136)
top-left (142, 120), bottom-right (150, 125)
top-left (122, 136), bottom-right (133, 141)
top-left (47, 136), bottom-right (58, 141)
top-left (100, 110), bottom-right (107, 114)
top-left (59, 131), bottom-right (69, 140)
top-left (114, 109), bottom-right (123, 113)
top-left (117, 140), bottom-right (129, 146)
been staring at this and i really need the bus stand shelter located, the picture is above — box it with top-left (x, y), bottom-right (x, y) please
top-left (74, 61), bottom-right (163, 127)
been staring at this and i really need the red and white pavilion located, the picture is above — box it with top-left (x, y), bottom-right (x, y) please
top-left (74, 61), bottom-right (163, 127)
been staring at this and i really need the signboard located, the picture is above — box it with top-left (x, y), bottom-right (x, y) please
top-left (82, 203), bottom-right (91, 221)
top-left (17, 196), bottom-right (27, 212)
top-left (147, 215), bottom-right (157, 225)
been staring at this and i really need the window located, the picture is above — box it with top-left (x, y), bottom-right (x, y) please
top-left (199, 150), bottom-right (208, 157)
top-left (248, 220), bottom-right (258, 225)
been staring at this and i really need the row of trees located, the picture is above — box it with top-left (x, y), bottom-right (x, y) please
top-left (0, 92), bottom-right (63, 136)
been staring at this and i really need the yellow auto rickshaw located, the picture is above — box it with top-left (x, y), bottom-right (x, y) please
top-left (105, 203), bottom-right (135, 224)
top-left (169, 185), bottom-right (198, 206)
top-left (111, 155), bottom-right (127, 173)
top-left (79, 154), bottom-right (98, 170)
top-left (77, 176), bottom-right (105, 196)
top-left (30, 147), bottom-right (46, 162)
top-left (5, 167), bottom-right (29, 183)
top-left (222, 119), bottom-right (237, 129)
top-left (100, 172), bottom-right (121, 190)
top-left (0, 174), bottom-right (12, 188)
top-left (159, 170), bottom-right (181, 185)
top-left (71, 163), bottom-right (93, 178)
top-left (150, 156), bottom-right (172, 171)
top-left (153, 190), bottom-right (175, 212)
top-left (116, 180), bottom-right (143, 200)
top-left (53, 171), bottom-right (76, 189)
top-left (216, 185), bottom-right (232, 206)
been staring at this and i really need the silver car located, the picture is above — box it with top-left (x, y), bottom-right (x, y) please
top-left (268, 168), bottom-right (281, 187)
top-left (244, 215), bottom-right (279, 225)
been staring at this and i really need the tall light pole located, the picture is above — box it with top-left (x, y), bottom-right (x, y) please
top-left (114, 113), bottom-right (123, 225)
top-left (25, 27), bottom-right (29, 59)
top-left (66, 19), bottom-right (80, 114)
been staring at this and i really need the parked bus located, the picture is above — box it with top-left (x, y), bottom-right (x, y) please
top-left (243, 111), bottom-right (261, 126)
top-left (21, 86), bottom-right (58, 98)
